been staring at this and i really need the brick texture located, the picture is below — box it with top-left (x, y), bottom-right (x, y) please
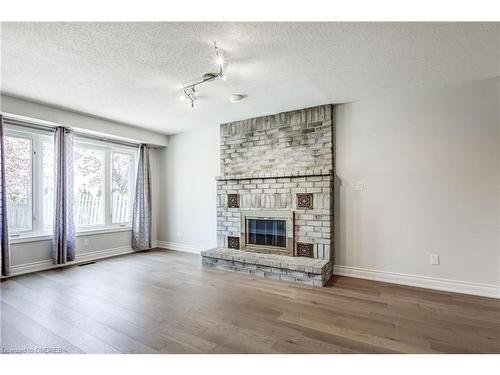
top-left (220, 105), bottom-right (334, 177)
top-left (215, 104), bottom-right (335, 261)
top-left (201, 248), bottom-right (333, 287)
top-left (217, 174), bottom-right (333, 259)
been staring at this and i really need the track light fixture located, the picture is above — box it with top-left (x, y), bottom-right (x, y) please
top-left (180, 41), bottom-right (227, 108)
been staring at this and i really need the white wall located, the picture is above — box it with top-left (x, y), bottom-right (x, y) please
top-left (335, 77), bottom-right (500, 296)
top-left (9, 231), bottom-right (133, 268)
top-left (1, 94), bottom-right (168, 147)
top-left (159, 77), bottom-right (499, 297)
top-left (156, 125), bottom-right (220, 251)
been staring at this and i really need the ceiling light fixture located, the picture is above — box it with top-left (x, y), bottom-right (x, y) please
top-left (229, 94), bottom-right (245, 103)
top-left (214, 42), bottom-right (224, 67)
top-left (180, 41), bottom-right (227, 108)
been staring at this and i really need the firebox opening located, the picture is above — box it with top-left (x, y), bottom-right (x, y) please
top-left (246, 218), bottom-right (287, 248)
top-left (240, 209), bottom-right (294, 256)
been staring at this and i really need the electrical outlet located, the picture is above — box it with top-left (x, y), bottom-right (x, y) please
top-left (83, 239), bottom-right (90, 247)
top-left (177, 231), bottom-right (184, 237)
top-left (430, 254), bottom-right (439, 265)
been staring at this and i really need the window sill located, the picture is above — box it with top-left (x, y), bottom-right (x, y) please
top-left (76, 226), bottom-right (132, 236)
top-left (10, 234), bottom-right (52, 244)
top-left (10, 226), bottom-right (132, 244)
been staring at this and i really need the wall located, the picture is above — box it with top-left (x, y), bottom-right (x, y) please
top-left (156, 125), bottom-right (220, 252)
top-left (1, 97), bottom-right (164, 276)
top-left (335, 77), bottom-right (499, 297)
top-left (9, 231), bottom-right (133, 274)
top-left (1, 94), bottom-right (168, 147)
top-left (161, 78), bottom-right (499, 297)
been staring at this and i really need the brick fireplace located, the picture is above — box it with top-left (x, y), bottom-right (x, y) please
top-left (202, 104), bottom-right (335, 286)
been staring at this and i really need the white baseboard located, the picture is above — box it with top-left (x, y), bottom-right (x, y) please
top-left (6, 246), bottom-right (134, 278)
top-left (8, 243), bottom-right (497, 299)
top-left (75, 246), bottom-right (134, 263)
top-left (333, 265), bottom-right (500, 299)
top-left (155, 241), bottom-right (206, 254)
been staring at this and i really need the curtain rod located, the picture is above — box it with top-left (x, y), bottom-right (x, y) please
top-left (2, 114), bottom-right (141, 149)
top-left (72, 132), bottom-right (140, 149)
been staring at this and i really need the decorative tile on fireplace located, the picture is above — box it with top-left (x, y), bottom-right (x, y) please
top-left (296, 193), bottom-right (313, 209)
top-left (227, 236), bottom-right (240, 249)
top-left (296, 242), bottom-right (314, 258)
top-left (227, 194), bottom-right (239, 208)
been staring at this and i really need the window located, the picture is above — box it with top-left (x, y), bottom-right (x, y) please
top-left (42, 141), bottom-right (55, 230)
top-left (74, 145), bottom-right (105, 227)
top-left (4, 128), bottom-right (54, 236)
top-left (4, 135), bottom-right (33, 232)
top-left (74, 138), bottom-right (136, 229)
top-left (4, 122), bottom-right (137, 238)
top-left (111, 152), bottom-right (133, 224)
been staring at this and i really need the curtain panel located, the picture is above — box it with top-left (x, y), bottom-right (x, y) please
top-left (53, 127), bottom-right (76, 264)
top-left (0, 115), bottom-right (11, 276)
top-left (132, 144), bottom-right (152, 250)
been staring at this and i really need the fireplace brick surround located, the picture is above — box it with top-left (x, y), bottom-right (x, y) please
top-left (202, 104), bottom-right (335, 286)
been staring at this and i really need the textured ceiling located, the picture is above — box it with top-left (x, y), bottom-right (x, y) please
top-left (1, 22), bottom-right (499, 134)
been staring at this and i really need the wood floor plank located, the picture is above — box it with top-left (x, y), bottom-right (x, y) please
top-left (2, 279), bottom-right (169, 352)
top-left (0, 321), bottom-right (38, 353)
top-left (2, 249), bottom-right (499, 354)
top-left (1, 302), bottom-right (83, 354)
top-left (1, 287), bottom-right (121, 354)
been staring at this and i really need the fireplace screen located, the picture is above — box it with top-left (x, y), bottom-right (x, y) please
top-left (240, 210), bottom-right (294, 256)
top-left (246, 219), bottom-right (287, 248)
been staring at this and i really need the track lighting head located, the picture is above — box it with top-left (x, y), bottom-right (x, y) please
top-left (214, 41), bottom-right (224, 66)
top-left (203, 72), bottom-right (218, 82)
top-left (179, 41), bottom-right (228, 108)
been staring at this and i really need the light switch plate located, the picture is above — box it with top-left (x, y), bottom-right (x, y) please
top-left (83, 239), bottom-right (89, 247)
top-left (354, 180), bottom-right (365, 191)
top-left (430, 254), bottom-right (440, 265)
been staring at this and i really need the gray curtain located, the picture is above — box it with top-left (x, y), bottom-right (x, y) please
top-left (132, 144), bottom-right (152, 250)
top-left (53, 127), bottom-right (76, 264)
top-left (0, 115), bottom-right (11, 276)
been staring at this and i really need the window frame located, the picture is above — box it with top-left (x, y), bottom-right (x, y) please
top-left (4, 125), bottom-right (53, 237)
top-left (73, 137), bottom-right (137, 231)
top-left (4, 124), bottom-right (138, 240)
top-left (110, 149), bottom-right (136, 226)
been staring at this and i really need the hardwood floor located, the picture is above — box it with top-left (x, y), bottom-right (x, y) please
top-left (1, 249), bottom-right (499, 354)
